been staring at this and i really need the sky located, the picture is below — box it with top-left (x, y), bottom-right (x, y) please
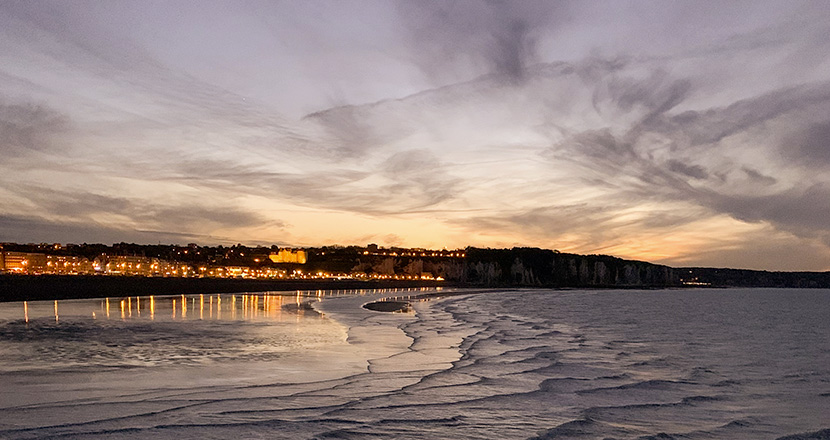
top-left (1, 0), bottom-right (830, 271)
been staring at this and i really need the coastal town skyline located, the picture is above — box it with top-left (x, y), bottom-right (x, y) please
top-left (0, 240), bottom-right (462, 279)
top-left (3, 1), bottom-right (830, 271)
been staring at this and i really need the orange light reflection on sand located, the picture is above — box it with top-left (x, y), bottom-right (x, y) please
top-left (296, 291), bottom-right (301, 324)
top-left (5, 289), bottom-right (439, 326)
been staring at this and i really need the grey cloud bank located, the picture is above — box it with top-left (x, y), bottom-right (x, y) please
top-left (1, 0), bottom-right (829, 270)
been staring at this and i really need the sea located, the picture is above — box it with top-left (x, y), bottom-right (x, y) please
top-left (0, 287), bottom-right (828, 439)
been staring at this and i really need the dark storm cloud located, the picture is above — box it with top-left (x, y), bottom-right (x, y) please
top-left (0, 99), bottom-right (67, 156)
top-left (398, 0), bottom-right (566, 83)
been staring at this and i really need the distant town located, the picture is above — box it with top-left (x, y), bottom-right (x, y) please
top-left (0, 242), bottom-right (465, 281)
top-left (3, 242), bottom-right (830, 295)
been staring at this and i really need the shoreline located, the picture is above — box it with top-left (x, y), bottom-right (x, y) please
top-left (7, 273), bottom-right (815, 304)
top-left (0, 274), bottom-right (451, 303)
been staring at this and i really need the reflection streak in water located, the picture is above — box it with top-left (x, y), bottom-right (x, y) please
top-left (8, 287), bottom-right (443, 325)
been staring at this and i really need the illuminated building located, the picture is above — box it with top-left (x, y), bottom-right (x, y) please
top-left (1, 252), bottom-right (47, 274)
top-left (362, 246), bottom-right (466, 258)
top-left (94, 256), bottom-right (179, 276)
top-left (45, 255), bottom-right (94, 275)
top-left (269, 249), bottom-right (307, 264)
top-left (220, 266), bottom-right (286, 279)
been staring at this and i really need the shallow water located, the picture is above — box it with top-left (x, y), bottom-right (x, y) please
top-left (0, 288), bottom-right (828, 439)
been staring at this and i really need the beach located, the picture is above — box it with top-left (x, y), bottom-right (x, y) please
top-left (1, 288), bottom-right (829, 439)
